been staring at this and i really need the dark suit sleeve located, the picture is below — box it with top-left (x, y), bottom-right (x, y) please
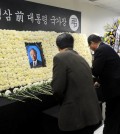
top-left (92, 49), bottom-right (106, 77)
top-left (51, 56), bottom-right (67, 103)
top-left (37, 60), bottom-right (42, 66)
top-left (30, 62), bottom-right (33, 68)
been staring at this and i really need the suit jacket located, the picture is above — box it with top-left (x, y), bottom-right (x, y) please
top-left (92, 42), bottom-right (120, 101)
top-left (52, 48), bottom-right (102, 131)
top-left (30, 60), bottom-right (42, 68)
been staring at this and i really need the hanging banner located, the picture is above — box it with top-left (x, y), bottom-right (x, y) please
top-left (0, 1), bottom-right (81, 32)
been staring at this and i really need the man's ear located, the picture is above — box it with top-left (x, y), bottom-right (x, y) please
top-left (57, 47), bottom-right (61, 51)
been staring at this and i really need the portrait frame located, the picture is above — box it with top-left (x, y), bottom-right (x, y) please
top-left (25, 42), bottom-right (46, 68)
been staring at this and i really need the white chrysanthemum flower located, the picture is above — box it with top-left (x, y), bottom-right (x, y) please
top-left (26, 84), bottom-right (31, 89)
top-left (13, 88), bottom-right (19, 93)
top-left (47, 78), bottom-right (52, 82)
top-left (23, 86), bottom-right (28, 90)
top-left (5, 90), bottom-right (12, 96)
top-left (38, 81), bottom-right (43, 85)
top-left (19, 87), bottom-right (25, 91)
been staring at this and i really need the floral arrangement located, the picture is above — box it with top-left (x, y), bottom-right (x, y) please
top-left (104, 19), bottom-right (120, 53)
top-left (1, 79), bottom-right (53, 102)
top-left (0, 30), bottom-right (92, 101)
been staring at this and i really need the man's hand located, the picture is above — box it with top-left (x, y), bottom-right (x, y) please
top-left (94, 82), bottom-right (100, 88)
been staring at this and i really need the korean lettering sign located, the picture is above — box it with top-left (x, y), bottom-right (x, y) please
top-left (0, 1), bottom-right (81, 33)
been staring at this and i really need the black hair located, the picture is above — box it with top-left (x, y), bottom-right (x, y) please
top-left (88, 34), bottom-right (102, 45)
top-left (56, 33), bottom-right (74, 49)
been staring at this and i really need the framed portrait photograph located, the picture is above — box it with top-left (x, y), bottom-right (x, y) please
top-left (25, 42), bottom-right (46, 68)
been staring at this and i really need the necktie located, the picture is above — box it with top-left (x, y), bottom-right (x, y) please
top-left (33, 61), bottom-right (35, 67)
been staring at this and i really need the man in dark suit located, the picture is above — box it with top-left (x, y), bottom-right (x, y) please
top-left (30, 48), bottom-right (42, 68)
top-left (88, 34), bottom-right (120, 134)
top-left (51, 33), bottom-right (102, 134)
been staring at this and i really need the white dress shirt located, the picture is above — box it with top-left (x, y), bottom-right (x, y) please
top-left (33, 60), bottom-right (37, 67)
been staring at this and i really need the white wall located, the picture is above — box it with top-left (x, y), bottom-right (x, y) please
top-left (26, 0), bottom-right (119, 37)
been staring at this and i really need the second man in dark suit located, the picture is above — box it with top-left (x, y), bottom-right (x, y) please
top-left (88, 34), bottom-right (120, 134)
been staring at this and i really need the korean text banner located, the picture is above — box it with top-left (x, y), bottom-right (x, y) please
top-left (0, 1), bottom-right (81, 33)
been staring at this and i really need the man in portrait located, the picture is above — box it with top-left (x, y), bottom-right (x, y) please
top-left (30, 48), bottom-right (42, 68)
